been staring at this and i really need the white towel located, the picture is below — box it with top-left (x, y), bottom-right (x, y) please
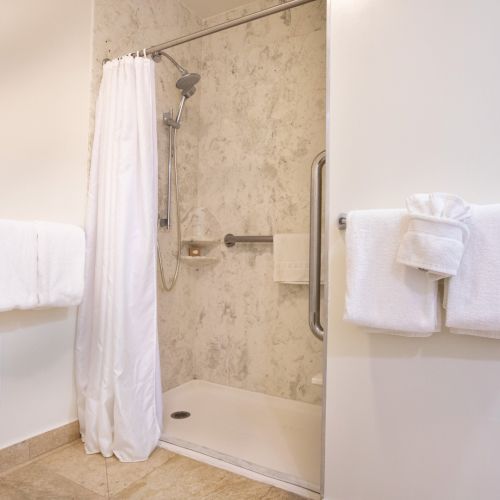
top-left (446, 204), bottom-right (500, 338)
top-left (35, 221), bottom-right (85, 308)
top-left (344, 209), bottom-right (440, 336)
top-left (397, 193), bottom-right (471, 280)
top-left (0, 220), bottom-right (38, 311)
top-left (273, 233), bottom-right (310, 284)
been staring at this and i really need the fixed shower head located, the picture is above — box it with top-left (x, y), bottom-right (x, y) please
top-left (152, 51), bottom-right (201, 99)
top-left (176, 72), bottom-right (201, 98)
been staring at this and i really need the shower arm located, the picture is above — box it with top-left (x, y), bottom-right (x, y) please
top-left (153, 51), bottom-right (188, 75)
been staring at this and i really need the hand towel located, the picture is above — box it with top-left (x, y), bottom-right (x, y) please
top-left (446, 204), bottom-right (500, 338)
top-left (344, 209), bottom-right (440, 336)
top-left (35, 221), bottom-right (85, 308)
top-left (0, 220), bottom-right (38, 311)
top-left (273, 233), bottom-right (310, 284)
top-left (397, 193), bottom-right (471, 280)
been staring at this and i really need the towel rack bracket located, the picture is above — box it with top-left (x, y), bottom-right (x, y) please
top-left (338, 213), bottom-right (347, 230)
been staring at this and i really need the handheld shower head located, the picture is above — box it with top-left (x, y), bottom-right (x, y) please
top-left (176, 72), bottom-right (201, 98)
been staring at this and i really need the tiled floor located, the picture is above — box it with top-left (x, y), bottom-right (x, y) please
top-left (0, 440), bottom-right (304, 499)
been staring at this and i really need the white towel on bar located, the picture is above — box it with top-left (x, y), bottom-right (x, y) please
top-left (446, 204), bottom-right (500, 338)
top-left (36, 221), bottom-right (85, 308)
top-left (273, 233), bottom-right (310, 284)
top-left (397, 193), bottom-right (471, 280)
top-left (344, 209), bottom-right (440, 336)
top-left (0, 220), bottom-right (38, 311)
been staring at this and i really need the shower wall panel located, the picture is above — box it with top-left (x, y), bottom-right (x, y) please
top-left (192, 0), bottom-right (326, 404)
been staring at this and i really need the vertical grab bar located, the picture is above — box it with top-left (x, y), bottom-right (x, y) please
top-left (309, 151), bottom-right (326, 341)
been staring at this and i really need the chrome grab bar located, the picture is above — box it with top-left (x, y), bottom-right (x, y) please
top-left (224, 234), bottom-right (273, 247)
top-left (309, 151), bottom-right (326, 341)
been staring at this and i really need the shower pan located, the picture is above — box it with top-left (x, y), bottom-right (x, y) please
top-left (161, 380), bottom-right (321, 495)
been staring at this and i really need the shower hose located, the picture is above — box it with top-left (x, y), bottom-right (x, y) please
top-left (157, 127), bottom-right (181, 292)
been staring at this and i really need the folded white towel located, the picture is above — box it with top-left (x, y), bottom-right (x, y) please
top-left (35, 221), bottom-right (85, 308)
top-left (0, 220), bottom-right (38, 311)
top-left (446, 204), bottom-right (500, 338)
top-left (397, 193), bottom-right (471, 280)
top-left (344, 209), bottom-right (440, 336)
top-left (273, 233), bottom-right (310, 284)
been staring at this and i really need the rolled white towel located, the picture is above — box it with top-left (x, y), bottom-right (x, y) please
top-left (0, 220), bottom-right (38, 311)
top-left (446, 204), bottom-right (500, 338)
top-left (35, 221), bottom-right (85, 308)
top-left (344, 209), bottom-right (440, 336)
top-left (397, 193), bottom-right (471, 280)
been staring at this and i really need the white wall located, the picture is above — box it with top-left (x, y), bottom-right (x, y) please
top-left (324, 0), bottom-right (500, 498)
top-left (0, 0), bottom-right (93, 448)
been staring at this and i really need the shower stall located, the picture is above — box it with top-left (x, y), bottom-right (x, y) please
top-left (157, 1), bottom-right (326, 496)
top-left (94, 0), bottom-right (326, 497)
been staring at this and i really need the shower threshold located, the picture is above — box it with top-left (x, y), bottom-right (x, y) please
top-left (160, 380), bottom-right (321, 497)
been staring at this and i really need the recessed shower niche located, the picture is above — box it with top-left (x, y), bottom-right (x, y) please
top-left (180, 207), bottom-right (220, 266)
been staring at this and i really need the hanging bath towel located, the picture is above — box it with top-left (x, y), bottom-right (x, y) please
top-left (344, 209), bottom-right (441, 336)
top-left (75, 56), bottom-right (162, 461)
top-left (446, 204), bottom-right (500, 338)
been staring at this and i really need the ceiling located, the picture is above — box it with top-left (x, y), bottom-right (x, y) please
top-left (180, 0), bottom-right (260, 19)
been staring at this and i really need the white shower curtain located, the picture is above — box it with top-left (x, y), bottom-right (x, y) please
top-left (75, 56), bottom-right (162, 461)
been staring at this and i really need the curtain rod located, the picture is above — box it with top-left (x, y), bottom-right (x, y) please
top-left (121, 0), bottom-right (318, 58)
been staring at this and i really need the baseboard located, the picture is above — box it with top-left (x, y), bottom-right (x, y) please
top-left (0, 421), bottom-right (80, 475)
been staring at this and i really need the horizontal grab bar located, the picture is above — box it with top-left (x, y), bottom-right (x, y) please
top-left (225, 214), bottom-right (345, 248)
top-left (224, 234), bottom-right (273, 247)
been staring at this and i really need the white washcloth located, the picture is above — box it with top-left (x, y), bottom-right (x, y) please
top-left (344, 209), bottom-right (440, 336)
top-left (273, 233), bottom-right (309, 284)
top-left (446, 204), bottom-right (500, 338)
top-left (397, 193), bottom-right (471, 280)
top-left (35, 221), bottom-right (85, 308)
top-left (0, 220), bottom-right (38, 311)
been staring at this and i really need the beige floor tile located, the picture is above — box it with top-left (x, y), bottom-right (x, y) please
top-left (0, 462), bottom-right (104, 499)
top-left (0, 441), bottom-right (30, 476)
top-left (262, 486), bottom-right (305, 499)
top-left (111, 455), bottom-right (239, 499)
top-left (112, 454), bottom-right (304, 500)
top-left (105, 447), bottom-right (175, 496)
top-left (38, 440), bottom-right (108, 496)
top-left (204, 475), bottom-right (306, 499)
top-left (203, 475), bottom-right (274, 499)
top-left (0, 439), bottom-right (305, 500)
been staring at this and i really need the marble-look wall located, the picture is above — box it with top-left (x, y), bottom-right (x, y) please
top-left (91, 0), bottom-right (203, 390)
top-left (191, 0), bottom-right (326, 404)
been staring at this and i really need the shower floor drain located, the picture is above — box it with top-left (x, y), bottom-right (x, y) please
top-left (170, 411), bottom-right (191, 419)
